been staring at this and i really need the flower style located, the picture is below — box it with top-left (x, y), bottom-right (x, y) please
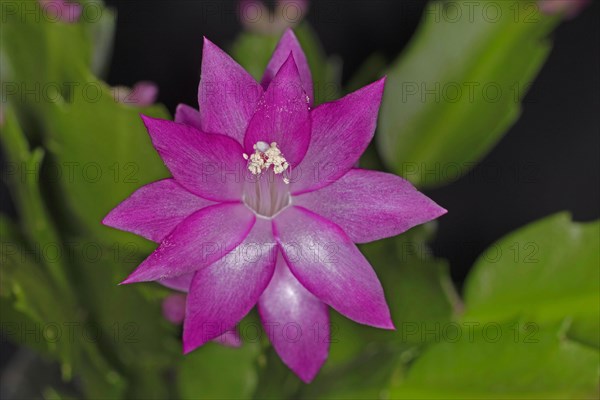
top-left (103, 29), bottom-right (446, 382)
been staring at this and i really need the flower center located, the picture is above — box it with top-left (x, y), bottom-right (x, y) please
top-left (242, 141), bottom-right (291, 218)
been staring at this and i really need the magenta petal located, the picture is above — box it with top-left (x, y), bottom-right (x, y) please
top-left (39, 0), bottom-right (82, 23)
top-left (162, 294), bottom-right (242, 347)
top-left (292, 78), bottom-right (386, 194)
top-left (262, 29), bottom-right (313, 105)
top-left (141, 115), bottom-right (246, 202)
top-left (183, 219), bottom-right (277, 352)
top-left (258, 253), bottom-right (329, 383)
top-left (159, 273), bottom-right (194, 292)
top-left (293, 169), bottom-right (447, 243)
top-left (199, 38), bottom-right (263, 143)
top-left (175, 103), bottom-right (203, 131)
top-left (103, 179), bottom-right (214, 243)
top-left (273, 206), bottom-right (394, 329)
top-left (244, 54), bottom-right (311, 166)
top-left (122, 203), bottom-right (255, 284)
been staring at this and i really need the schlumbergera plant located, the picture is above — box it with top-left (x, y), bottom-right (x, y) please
top-left (0, 0), bottom-right (598, 399)
top-left (103, 29), bottom-right (447, 382)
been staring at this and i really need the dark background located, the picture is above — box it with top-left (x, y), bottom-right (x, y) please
top-left (102, 0), bottom-right (600, 283)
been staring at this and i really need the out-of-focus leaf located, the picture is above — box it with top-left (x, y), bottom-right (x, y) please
top-left (0, 217), bottom-right (127, 398)
top-left (378, 0), bottom-right (559, 187)
top-left (81, 0), bottom-right (117, 77)
top-left (251, 347), bottom-right (302, 400)
top-left (464, 213), bottom-right (600, 348)
top-left (0, 106), bottom-right (72, 291)
top-left (360, 224), bottom-right (460, 347)
top-left (292, 225), bottom-right (458, 398)
top-left (300, 344), bottom-right (406, 400)
top-left (178, 341), bottom-right (261, 400)
top-left (390, 214), bottom-right (600, 398)
top-left (231, 33), bottom-right (279, 81)
top-left (231, 23), bottom-right (341, 104)
top-left (0, 0), bottom-right (114, 111)
top-left (1, 0), bottom-right (167, 245)
top-left (0, 218), bottom-right (57, 356)
top-left (390, 321), bottom-right (599, 399)
top-left (67, 237), bottom-right (179, 369)
top-left (43, 73), bottom-right (169, 246)
top-left (346, 52), bottom-right (387, 93)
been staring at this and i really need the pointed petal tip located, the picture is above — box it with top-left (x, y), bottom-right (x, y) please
top-left (290, 352), bottom-right (328, 383)
top-left (182, 329), bottom-right (211, 354)
top-left (282, 27), bottom-right (295, 36)
top-left (297, 371), bottom-right (318, 384)
top-left (201, 36), bottom-right (218, 55)
top-left (427, 201), bottom-right (448, 221)
top-left (182, 341), bottom-right (196, 355)
top-left (286, 353), bottom-right (326, 383)
top-left (101, 207), bottom-right (122, 228)
top-left (281, 28), bottom-right (299, 43)
top-left (370, 76), bottom-right (387, 93)
top-left (363, 313), bottom-right (395, 330)
top-left (139, 113), bottom-right (157, 128)
top-left (182, 329), bottom-right (203, 354)
top-left (382, 319), bottom-right (396, 330)
top-left (202, 36), bottom-right (223, 53)
top-left (368, 320), bottom-right (395, 331)
top-left (120, 270), bottom-right (154, 285)
top-left (119, 276), bottom-right (137, 285)
top-left (101, 213), bottom-right (112, 227)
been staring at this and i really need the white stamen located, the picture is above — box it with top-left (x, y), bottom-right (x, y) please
top-left (246, 141), bottom-right (290, 184)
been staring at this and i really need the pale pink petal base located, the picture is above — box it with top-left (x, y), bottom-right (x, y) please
top-left (273, 206), bottom-right (394, 329)
top-left (159, 273), bottom-right (194, 292)
top-left (141, 115), bottom-right (246, 202)
top-left (259, 253), bottom-right (329, 383)
top-left (244, 54), bottom-right (311, 166)
top-left (183, 219), bottom-right (277, 352)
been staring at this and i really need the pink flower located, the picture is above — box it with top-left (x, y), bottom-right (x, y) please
top-left (539, 0), bottom-right (590, 18)
top-left (112, 81), bottom-right (159, 107)
top-left (103, 29), bottom-right (446, 382)
top-left (38, 0), bottom-right (82, 24)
